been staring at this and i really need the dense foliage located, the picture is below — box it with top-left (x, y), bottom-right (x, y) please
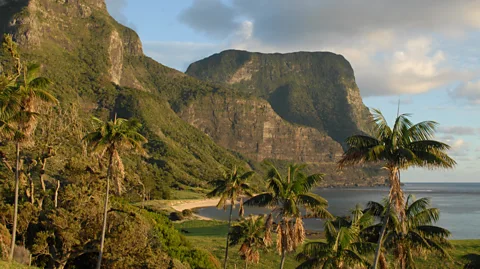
top-left (0, 36), bottom-right (220, 268)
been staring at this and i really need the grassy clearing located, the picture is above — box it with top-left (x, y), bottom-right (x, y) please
top-left (174, 220), bottom-right (480, 269)
top-left (175, 220), bottom-right (300, 269)
top-left (170, 189), bottom-right (208, 200)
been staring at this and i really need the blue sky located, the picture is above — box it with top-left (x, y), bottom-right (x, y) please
top-left (106, 0), bottom-right (480, 182)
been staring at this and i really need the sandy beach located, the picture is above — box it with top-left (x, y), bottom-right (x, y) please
top-left (171, 198), bottom-right (221, 211)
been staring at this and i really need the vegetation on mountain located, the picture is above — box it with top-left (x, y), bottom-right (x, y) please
top-left (0, 35), bottom-right (220, 268)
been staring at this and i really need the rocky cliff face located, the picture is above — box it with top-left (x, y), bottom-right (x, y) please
top-left (186, 50), bottom-right (372, 146)
top-left (183, 50), bottom-right (384, 186)
top-left (179, 94), bottom-right (343, 163)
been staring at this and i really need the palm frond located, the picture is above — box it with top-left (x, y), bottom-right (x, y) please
top-left (244, 193), bottom-right (276, 207)
top-left (297, 193), bottom-right (328, 210)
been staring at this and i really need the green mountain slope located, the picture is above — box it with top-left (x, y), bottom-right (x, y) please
top-left (0, 0), bottom-right (246, 196)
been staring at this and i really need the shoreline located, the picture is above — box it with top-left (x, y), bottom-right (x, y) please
top-left (171, 198), bottom-right (221, 212)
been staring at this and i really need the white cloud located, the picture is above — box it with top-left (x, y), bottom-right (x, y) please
top-left (448, 139), bottom-right (470, 157)
top-left (438, 126), bottom-right (478, 135)
top-left (449, 79), bottom-right (480, 104)
top-left (176, 1), bottom-right (480, 97)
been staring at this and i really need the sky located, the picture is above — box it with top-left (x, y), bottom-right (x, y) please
top-left (105, 0), bottom-right (480, 183)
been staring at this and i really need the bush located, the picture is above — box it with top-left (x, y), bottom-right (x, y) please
top-left (169, 211), bottom-right (184, 221)
top-left (181, 209), bottom-right (193, 217)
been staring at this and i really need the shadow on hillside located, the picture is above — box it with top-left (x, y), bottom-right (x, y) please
top-left (463, 253), bottom-right (480, 269)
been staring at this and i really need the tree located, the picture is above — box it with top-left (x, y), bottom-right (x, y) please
top-left (207, 166), bottom-right (255, 269)
top-left (338, 108), bottom-right (456, 269)
top-left (365, 195), bottom-right (452, 268)
top-left (245, 163), bottom-right (331, 269)
top-left (83, 116), bottom-right (147, 269)
top-left (1, 34), bottom-right (58, 262)
top-left (229, 215), bottom-right (269, 269)
top-left (296, 205), bottom-right (375, 269)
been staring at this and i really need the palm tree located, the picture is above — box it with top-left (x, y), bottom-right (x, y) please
top-left (229, 215), bottom-right (269, 269)
top-left (207, 166), bottom-right (255, 269)
top-left (245, 163), bottom-right (332, 269)
top-left (338, 108), bottom-right (456, 268)
top-left (2, 35), bottom-right (58, 261)
top-left (83, 116), bottom-right (147, 269)
top-left (296, 205), bottom-right (375, 269)
top-left (365, 195), bottom-right (452, 268)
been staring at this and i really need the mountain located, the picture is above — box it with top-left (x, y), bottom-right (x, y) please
top-left (183, 50), bottom-right (384, 186)
top-left (0, 0), bottom-right (384, 195)
top-left (186, 50), bottom-right (371, 145)
top-left (0, 0), bottom-right (248, 196)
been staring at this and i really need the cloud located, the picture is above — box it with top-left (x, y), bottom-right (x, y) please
top-left (448, 139), bottom-right (470, 157)
top-left (178, 0), bottom-right (480, 97)
top-left (438, 126), bottom-right (478, 135)
top-left (105, 0), bottom-right (137, 30)
top-left (449, 79), bottom-right (480, 104)
top-left (230, 0), bottom-right (480, 45)
top-left (178, 0), bottom-right (239, 39)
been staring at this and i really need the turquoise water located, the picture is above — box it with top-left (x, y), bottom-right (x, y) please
top-left (196, 183), bottom-right (480, 239)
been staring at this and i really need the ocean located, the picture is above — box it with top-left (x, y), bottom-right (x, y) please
top-left (195, 183), bottom-right (480, 239)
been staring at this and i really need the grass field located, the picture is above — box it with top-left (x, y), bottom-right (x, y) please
top-left (174, 220), bottom-right (480, 269)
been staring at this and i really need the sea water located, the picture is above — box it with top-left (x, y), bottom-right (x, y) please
top-left (195, 183), bottom-right (480, 239)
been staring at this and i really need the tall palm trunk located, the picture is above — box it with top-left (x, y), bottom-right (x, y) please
top-left (279, 250), bottom-right (286, 269)
top-left (224, 201), bottom-right (234, 269)
top-left (372, 168), bottom-right (400, 269)
top-left (96, 149), bottom-right (114, 269)
top-left (372, 205), bottom-right (390, 269)
top-left (9, 142), bottom-right (20, 261)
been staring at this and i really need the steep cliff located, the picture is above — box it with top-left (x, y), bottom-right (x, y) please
top-left (186, 50), bottom-right (372, 145)
top-left (178, 93), bottom-right (383, 186)
top-left (183, 50), bottom-right (384, 185)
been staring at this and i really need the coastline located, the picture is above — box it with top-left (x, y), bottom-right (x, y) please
top-left (170, 198), bottom-right (221, 212)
